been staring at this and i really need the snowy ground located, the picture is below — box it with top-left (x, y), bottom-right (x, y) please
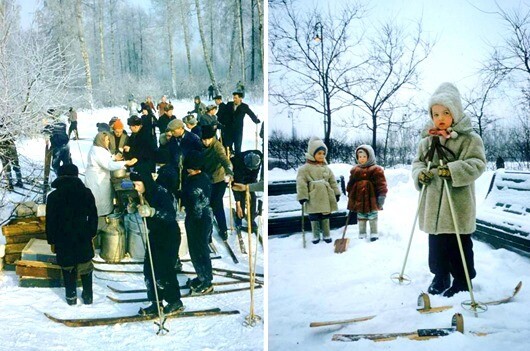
top-left (0, 100), bottom-right (264, 351)
top-left (268, 165), bottom-right (530, 351)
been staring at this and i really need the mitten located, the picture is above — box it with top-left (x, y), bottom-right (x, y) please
top-left (377, 196), bottom-right (386, 209)
top-left (335, 194), bottom-right (340, 202)
top-left (138, 204), bottom-right (156, 217)
top-left (438, 164), bottom-right (451, 179)
top-left (418, 170), bottom-right (434, 186)
top-left (299, 199), bottom-right (307, 205)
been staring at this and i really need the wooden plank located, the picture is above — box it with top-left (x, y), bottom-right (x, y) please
top-left (16, 260), bottom-right (63, 279)
top-left (2, 217), bottom-right (46, 237)
top-left (5, 233), bottom-right (47, 244)
top-left (4, 253), bottom-right (21, 264)
top-left (5, 243), bottom-right (27, 254)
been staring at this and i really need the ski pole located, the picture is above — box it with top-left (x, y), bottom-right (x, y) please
top-left (138, 193), bottom-right (168, 334)
top-left (226, 147), bottom-right (235, 234)
top-left (391, 160), bottom-right (432, 284)
top-left (301, 203), bottom-right (306, 248)
top-left (439, 160), bottom-right (484, 317)
top-left (243, 185), bottom-right (261, 326)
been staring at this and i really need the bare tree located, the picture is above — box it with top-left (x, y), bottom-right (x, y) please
top-left (194, 0), bottom-right (218, 88)
top-left (336, 21), bottom-right (434, 156)
top-left (178, 0), bottom-right (193, 80)
top-left (269, 0), bottom-right (365, 159)
top-left (75, 0), bottom-right (94, 108)
top-left (236, 0), bottom-right (246, 82)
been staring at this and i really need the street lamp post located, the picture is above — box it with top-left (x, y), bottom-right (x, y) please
top-left (314, 21), bottom-right (328, 155)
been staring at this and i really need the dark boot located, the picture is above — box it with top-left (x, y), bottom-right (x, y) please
top-left (163, 300), bottom-right (184, 314)
top-left (138, 302), bottom-right (163, 316)
top-left (443, 279), bottom-right (470, 297)
top-left (175, 257), bottom-right (183, 273)
top-left (310, 221), bottom-right (321, 244)
top-left (321, 219), bottom-right (332, 243)
top-left (81, 272), bottom-right (93, 304)
top-left (62, 269), bottom-right (77, 305)
top-left (427, 273), bottom-right (451, 295)
top-left (191, 280), bottom-right (213, 295)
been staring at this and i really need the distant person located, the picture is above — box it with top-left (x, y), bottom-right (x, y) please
top-left (236, 80), bottom-right (245, 95)
top-left (67, 107), bottom-right (79, 140)
top-left (200, 104), bottom-right (220, 128)
top-left (496, 156), bottom-right (505, 169)
top-left (183, 114), bottom-right (201, 138)
top-left (296, 137), bottom-right (340, 244)
top-left (225, 91), bottom-right (260, 154)
top-left (157, 95), bottom-right (169, 117)
top-left (145, 96), bottom-right (155, 112)
top-left (0, 130), bottom-right (23, 189)
top-left (214, 95), bottom-right (232, 148)
top-left (412, 82), bottom-right (486, 297)
top-left (346, 145), bottom-right (387, 241)
top-left (188, 96), bottom-right (207, 116)
top-left (46, 164), bottom-right (98, 305)
top-left (208, 84), bottom-right (215, 100)
top-left (44, 117), bottom-right (72, 175)
top-left (138, 102), bottom-right (158, 148)
top-left (157, 104), bottom-right (176, 135)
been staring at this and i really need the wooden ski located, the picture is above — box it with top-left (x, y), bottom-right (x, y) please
top-left (223, 240), bottom-right (239, 264)
top-left (107, 279), bottom-right (248, 294)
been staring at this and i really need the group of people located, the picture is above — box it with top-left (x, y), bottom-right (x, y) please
top-left (45, 91), bottom-right (263, 315)
top-left (297, 82), bottom-right (486, 298)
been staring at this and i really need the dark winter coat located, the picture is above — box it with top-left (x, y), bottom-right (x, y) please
top-left (190, 125), bottom-right (201, 138)
top-left (46, 176), bottom-right (98, 267)
top-left (166, 131), bottom-right (203, 169)
top-left (124, 125), bottom-right (157, 170)
top-left (225, 101), bottom-right (260, 132)
top-left (157, 114), bottom-right (176, 135)
top-left (232, 150), bottom-right (262, 202)
top-left (45, 122), bottom-right (69, 149)
top-left (182, 172), bottom-right (212, 221)
top-left (347, 165), bottom-right (387, 213)
top-left (216, 102), bottom-right (232, 128)
top-left (202, 138), bottom-right (234, 183)
top-left (141, 112), bottom-right (158, 146)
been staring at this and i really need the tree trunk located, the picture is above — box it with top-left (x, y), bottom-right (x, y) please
top-left (75, 0), bottom-right (94, 108)
top-left (209, 0), bottom-right (214, 68)
top-left (166, 1), bottom-right (177, 97)
top-left (179, 0), bottom-right (193, 79)
top-left (256, 0), bottom-right (263, 71)
top-left (227, 8), bottom-right (237, 81)
top-left (194, 0), bottom-right (218, 88)
top-left (109, 0), bottom-right (116, 77)
top-left (236, 0), bottom-right (245, 82)
top-left (98, 0), bottom-right (106, 84)
top-left (251, 0), bottom-right (255, 82)
top-left (372, 113), bottom-right (378, 156)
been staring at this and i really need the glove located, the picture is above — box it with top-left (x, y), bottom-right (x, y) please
top-left (418, 170), bottom-right (434, 186)
top-left (335, 194), bottom-right (340, 202)
top-left (299, 199), bottom-right (307, 205)
top-left (138, 204), bottom-right (156, 217)
top-left (377, 196), bottom-right (386, 209)
top-left (438, 164), bottom-right (451, 179)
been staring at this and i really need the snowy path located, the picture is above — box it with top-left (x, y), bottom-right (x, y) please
top-left (269, 167), bottom-right (530, 351)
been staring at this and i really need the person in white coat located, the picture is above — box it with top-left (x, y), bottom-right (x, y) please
top-left (85, 132), bottom-right (137, 219)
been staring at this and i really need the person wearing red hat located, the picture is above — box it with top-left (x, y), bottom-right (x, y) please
top-left (109, 118), bottom-right (129, 156)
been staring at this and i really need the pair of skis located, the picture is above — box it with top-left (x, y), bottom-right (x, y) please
top-left (311, 281), bottom-right (522, 342)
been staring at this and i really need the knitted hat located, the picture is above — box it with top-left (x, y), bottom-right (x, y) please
top-left (166, 119), bottom-right (184, 131)
top-left (244, 152), bottom-right (261, 170)
top-left (96, 122), bottom-right (111, 132)
top-left (127, 116), bottom-right (142, 126)
top-left (113, 119), bottom-right (124, 130)
top-left (305, 136), bottom-right (327, 162)
top-left (58, 164), bottom-right (78, 177)
top-left (355, 144), bottom-right (376, 168)
top-left (183, 150), bottom-right (204, 170)
top-left (183, 115), bottom-right (197, 125)
top-left (201, 125), bottom-right (216, 139)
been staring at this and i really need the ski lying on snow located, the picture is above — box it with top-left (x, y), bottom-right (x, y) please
top-left (223, 240), bottom-right (239, 264)
top-left (311, 281), bottom-right (522, 328)
top-left (92, 256), bottom-right (221, 265)
top-left (107, 279), bottom-right (248, 293)
top-left (44, 307), bottom-right (240, 327)
top-left (212, 267), bottom-right (264, 278)
top-left (107, 285), bottom-right (263, 303)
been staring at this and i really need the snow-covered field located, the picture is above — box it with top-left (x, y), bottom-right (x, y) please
top-left (0, 100), bottom-right (264, 351)
top-left (268, 165), bottom-right (530, 351)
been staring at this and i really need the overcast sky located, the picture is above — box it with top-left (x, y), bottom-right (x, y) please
top-left (268, 0), bottom-right (528, 137)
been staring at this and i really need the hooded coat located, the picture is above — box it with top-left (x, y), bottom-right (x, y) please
top-left (46, 176), bottom-right (98, 267)
top-left (346, 144), bottom-right (388, 213)
top-left (85, 132), bottom-right (127, 216)
top-left (296, 137), bottom-right (340, 214)
top-left (412, 82), bottom-right (486, 235)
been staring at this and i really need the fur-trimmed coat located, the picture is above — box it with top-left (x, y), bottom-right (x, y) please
top-left (296, 163), bottom-right (340, 214)
top-left (412, 83), bottom-right (486, 235)
top-left (347, 165), bottom-right (387, 213)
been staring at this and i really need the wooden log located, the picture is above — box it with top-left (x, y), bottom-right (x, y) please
top-left (2, 217), bottom-right (46, 237)
top-left (16, 260), bottom-right (63, 279)
top-left (5, 233), bottom-right (47, 244)
top-left (5, 243), bottom-right (27, 254)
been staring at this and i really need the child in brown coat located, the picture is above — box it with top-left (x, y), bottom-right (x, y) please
top-left (346, 144), bottom-right (388, 241)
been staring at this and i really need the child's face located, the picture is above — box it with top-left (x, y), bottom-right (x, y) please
top-left (357, 150), bottom-right (368, 165)
top-left (314, 150), bottom-right (326, 162)
top-left (431, 104), bottom-right (454, 130)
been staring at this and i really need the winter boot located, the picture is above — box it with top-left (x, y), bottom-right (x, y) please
top-left (321, 219), bottom-right (332, 243)
top-left (369, 219), bottom-right (379, 242)
top-left (358, 220), bottom-right (367, 239)
top-left (220, 230), bottom-right (228, 241)
top-left (163, 299), bottom-right (185, 314)
top-left (443, 279), bottom-right (470, 297)
top-left (187, 277), bottom-right (201, 291)
top-left (62, 269), bottom-right (77, 306)
top-left (191, 281), bottom-right (214, 295)
top-left (427, 273), bottom-right (451, 295)
top-left (138, 302), bottom-right (163, 316)
top-left (14, 170), bottom-right (23, 188)
top-left (80, 272), bottom-right (93, 304)
top-left (310, 221), bottom-right (321, 244)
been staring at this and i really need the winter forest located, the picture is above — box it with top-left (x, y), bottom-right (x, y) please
top-left (268, 0), bottom-right (530, 170)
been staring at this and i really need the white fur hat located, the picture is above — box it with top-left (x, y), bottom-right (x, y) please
top-left (305, 136), bottom-right (327, 162)
top-left (428, 82), bottom-right (464, 138)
